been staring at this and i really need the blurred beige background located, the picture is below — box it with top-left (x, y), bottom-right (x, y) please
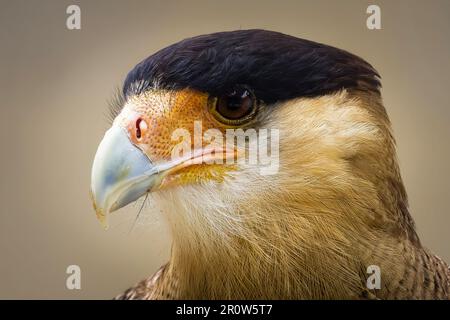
top-left (0, 0), bottom-right (449, 299)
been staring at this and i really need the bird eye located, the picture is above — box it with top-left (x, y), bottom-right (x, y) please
top-left (209, 86), bottom-right (258, 125)
top-left (135, 118), bottom-right (147, 141)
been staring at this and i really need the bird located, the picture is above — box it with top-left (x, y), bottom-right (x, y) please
top-left (90, 29), bottom-right (450, 299)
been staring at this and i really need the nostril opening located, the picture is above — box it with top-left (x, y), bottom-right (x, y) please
top-left (135, 117), bottom-right (148, 141)
top-left (136, 118), bottom-right (142, 140)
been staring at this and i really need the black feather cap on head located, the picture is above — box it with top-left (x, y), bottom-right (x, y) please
top-left (123, 29), bottom-right (381, 104)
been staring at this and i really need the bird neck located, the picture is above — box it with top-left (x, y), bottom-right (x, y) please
top-left (159, 173), bottom-right (423, 299)
top-left (159, 195), bottom-right (400, 299)
top-left (160, 194), bottom-right (428, 299)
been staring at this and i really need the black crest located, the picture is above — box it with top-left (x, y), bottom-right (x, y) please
top-left (123, 29), bottom-right (380, 104)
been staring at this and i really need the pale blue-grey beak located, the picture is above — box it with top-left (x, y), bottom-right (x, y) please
top-left (90, 126), bottom-right (160, 228)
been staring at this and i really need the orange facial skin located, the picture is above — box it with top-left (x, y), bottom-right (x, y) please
top-left (114, 88), bottom-right (237, 189)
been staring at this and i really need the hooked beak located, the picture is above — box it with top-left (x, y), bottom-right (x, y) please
top-left (91, 121), bottom-right (237, 229)
top-left (90, 126), bottom-right (161, 229)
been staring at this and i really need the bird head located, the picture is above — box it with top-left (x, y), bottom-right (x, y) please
top-left (90, 30), bottom-right (412, 297)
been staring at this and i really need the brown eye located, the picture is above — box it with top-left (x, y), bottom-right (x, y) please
top-left (210, 86), bottom-right (257, 125)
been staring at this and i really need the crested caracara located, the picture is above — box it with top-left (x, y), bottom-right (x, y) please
top-left (90, 29), bottom-right (450, 299)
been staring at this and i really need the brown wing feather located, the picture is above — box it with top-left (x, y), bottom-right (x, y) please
top-left (114, 264), bottom-right (167, 300)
